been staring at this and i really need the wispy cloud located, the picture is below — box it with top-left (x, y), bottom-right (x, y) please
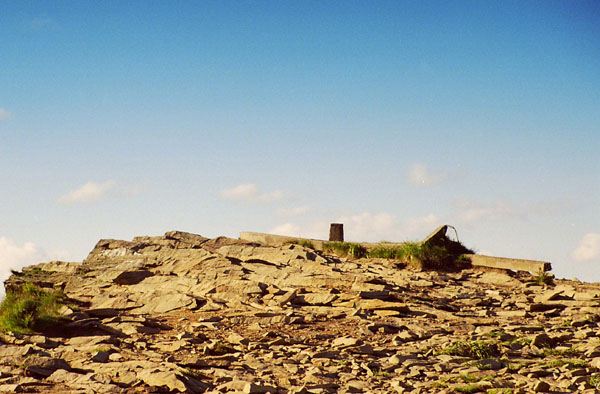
top-left (453, 199), bottom-right (521, 223)
top-left (406, 163), bottom-right (449, 187)
top-left (0, 237), bottom-right (42, 296)
top-left (58, 181), bottom-right (116, 204)
top-left (400, 213), bottom-right (442, 239)
top-left (30, 17), bottom-right (59, 30)
top-left (0, 236), bottom-right (71, 296)
top-left (337, 212), bottom-right (395, 242)
top-left (277, 205), bottom-right (311, 217)
top-left (220, 183), bottom-right (285, 203)
top-left (269, 211), bottom-right (442, 243)
top-left (0, 108), bottom-right (11, 121)
top-left (269, 223), bottom-right (302, 237)
top-left (572, 233), bottom-right (600, 263)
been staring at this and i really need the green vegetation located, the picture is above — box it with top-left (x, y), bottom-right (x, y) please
top-left (533, 271), bottom-right (554, 285)
top-left (327, 359), bottom-right (349, 367)
top-left (588, 376), bottom-right (600, 389)
top-left (285, 239), bottom-right (315, 250)
top-left (211, 341), bottom-right (236, 355)
top-left (504, 361), bottom-right (526, 373)
top-left (485, 329), bottom-right (512, 340)
top-left (466, 360), bottom-right (497, 370)
top-left (180, 368), bottom-right (207, 379)
top-left (544, 358), bottom-right (588, 369)
top-left (323, 237), bottom-right (473, 270)
top-left (23, 267), bottom-right (55, 277)
top-left (507, 337), bottom-right (532, 347)
top-left (367, 245), bottom-right (406, 259)
top-left (542, 347), bottom-right (578, 357)
top-left (0, 283), bottom-right (67, 334)
top-left (487, 389), bottom-right (514, 394)
top-left (430, 380), bottom-right (449, 388)
top-left (369, 240), bottom-right (473, 270)
top-left (371, 369), bottom-right (390, 377)
top-left (439, 340), bottom-right (500, 360)
top-left (459, 374), bottom-right (481, 383)
top-left (453, 384), bottom-right (481, 393)
top-left (323, 242), bottom-right (367, 258)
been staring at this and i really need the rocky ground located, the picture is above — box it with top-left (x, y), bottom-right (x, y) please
top-left (1, 231), bottom-right (599, 394)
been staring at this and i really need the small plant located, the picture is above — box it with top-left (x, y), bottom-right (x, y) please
top-left (486, 329), bottom-right (513, 340)
top-left (459, 374), bottom-right (481, 383)
top-left (368, 246), bottom-right (405, 259)
top-left (327, 359), bottom-right (349, 367)
top-left (588, 375), bottom-right (600, 389)
top-left (323, 242), bottom-right (367, 258)
top-left (534, 271), bottom-right (553, 285)
top-left (371, 241), bottom-right (472, 270)
top-left (0, 283), bottom-right (67, 334)
top-left (487, 389), bottom-right (514, 394)
top-left (467, 360), bottom-right (492, 370)
top-left (505, 361), bottom-right (526, 373)
top-left (22, 267), bottom-right (54, 277)
top-left (372, 369), bottom-right (390, 377)
top-left (454, 384), bottom-right (481, 393)
top-left (542, 347), bottom-right (578, 357)
top-left (430, 379), bottom-right (449, 388)
top-left (76, 267), bottom-right (91, 275)
top-left (544, 358), bottom-right (588, 369)
top-left (180, 368), bottom-right (206, 379)
top-left (439, 341), bottom-right (500, 360)
top-left (507, 337), bottom-right (532, 348)
top-left (285, 239), bottom-right (315, 250)
top-left (211, 341), bottom-right (235, 355)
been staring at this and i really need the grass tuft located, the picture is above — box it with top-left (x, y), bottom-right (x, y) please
top-left (285, 239), bottom-right (315, 250)
top-left (454, 384), bottom-right (481, 393)
top-left (533, 271), bottom-right (554, 285)
top-left (439, 340), bottom-right (500, 360)
top-left (323, 242), bottom-right (367, 258)
top-left (0, 283), bottom-right (67, 334)
top-left (368, 241), bottom-right (473, 270)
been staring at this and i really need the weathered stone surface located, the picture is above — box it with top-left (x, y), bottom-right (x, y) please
top-left (136, 369), bottom-right (187, 392)
top-left (2, 230), bottom-right (599, 394)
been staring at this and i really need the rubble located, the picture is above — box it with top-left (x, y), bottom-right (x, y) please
top-left (0, 229), bottom-right (598, 393)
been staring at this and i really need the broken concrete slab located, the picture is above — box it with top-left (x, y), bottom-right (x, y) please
top-left (466, 254), bottom-right (551, 274)
top-left (239, 232), bottom-right (325, 249)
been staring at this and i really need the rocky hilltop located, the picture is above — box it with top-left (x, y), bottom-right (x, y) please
top-left (1, 230), bottom-right (599, 394)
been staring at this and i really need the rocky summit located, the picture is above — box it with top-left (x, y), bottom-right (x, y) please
top-left (1, 230), bottom-right (600, 394)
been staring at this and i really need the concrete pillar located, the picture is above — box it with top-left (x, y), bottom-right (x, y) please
top-left (329, 223), bottom-right (344, 242)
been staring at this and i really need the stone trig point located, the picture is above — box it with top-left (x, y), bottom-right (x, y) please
top-left (328, 223), bottom-right (344, 242)
top-left (240, 224), bottom-right (552, 275)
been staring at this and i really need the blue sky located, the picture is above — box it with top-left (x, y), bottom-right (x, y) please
top-left (1, 1), bottom-right (599, 289)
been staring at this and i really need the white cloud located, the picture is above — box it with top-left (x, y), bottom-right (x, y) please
top-left (0, 108), bottom-right (11, 120)
top-left (453, 199), bottom-right (521, 223)
top-left (572, 233), bottom-right (600, 262)
top-left (268, 212), bottom-right (443, 244)
top-left (406, 163), bottom-right (448, 187)
top-left (58, 181), bottom-right (115, 204)
top-left (337, 212), bottom-right (395, 242)
top-left (269, 223), bottom-right (302, 237)
top-left (277, 205), bottom-right (311, 217)
top-left (220, 183), bottom-right (285, 203)
top-left (256, 190), bottom-right (285, 203)
top-left (400, 213), bottom-right (442, 239)
top-left (0, 237), bottom-right (43, 297)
